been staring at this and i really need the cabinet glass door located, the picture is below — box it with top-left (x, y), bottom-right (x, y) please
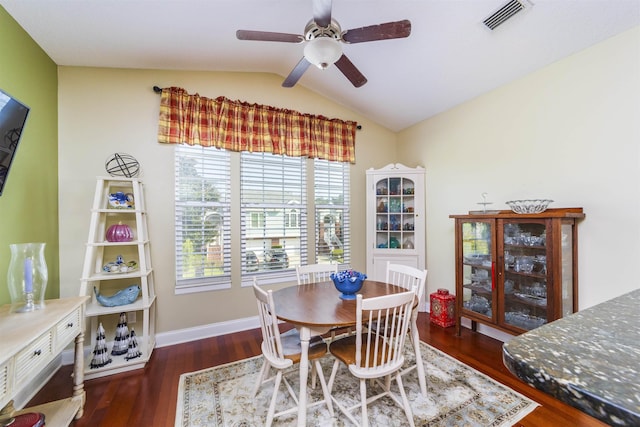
top-left (561, 222), bottom-right (574, 316)
top-left (502, 220), bottom-right (548, 330)
top-left (375, 177), bottom-right (416, 250)
top-left (461, 221), bottom-right (493, 319)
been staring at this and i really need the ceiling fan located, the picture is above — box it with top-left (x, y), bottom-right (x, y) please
top-left (236, 0), bottom-right (411, 88)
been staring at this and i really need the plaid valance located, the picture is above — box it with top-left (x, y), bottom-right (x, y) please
top-left (157, 87), bottom-right (357, 163)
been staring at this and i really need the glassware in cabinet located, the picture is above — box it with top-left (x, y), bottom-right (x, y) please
top-left (451, 208), bottom-right (584, 336)
top-left (366, 164), bottom-right (425, 283)
top-left (501, 220), bottom-right (549, 331)
top-left (459, 220), bottom-right (494, 320)
top-left (373, 176), bottom-right (417, 250)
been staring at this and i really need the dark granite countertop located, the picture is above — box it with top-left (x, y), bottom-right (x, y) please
top-left (503, 288), bottom-right (640, 426)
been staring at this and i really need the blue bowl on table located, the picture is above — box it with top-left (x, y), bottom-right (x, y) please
top-left (331, 271), bottom-right (367, 300)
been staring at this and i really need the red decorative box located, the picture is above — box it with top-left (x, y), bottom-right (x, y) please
top-left (430, 288), bottom-right (456, 328)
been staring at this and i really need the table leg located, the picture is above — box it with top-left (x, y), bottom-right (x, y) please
top-left (73, 329), bottom-right (86, 418)
top-left (411, 311), bottom-right (428, 397)
top-left (297, 326), bottom-right (310, 427)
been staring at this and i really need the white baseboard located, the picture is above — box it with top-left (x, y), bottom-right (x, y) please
top-left (61, 312), bottom-right (510, 367)
top-left (62, 315), bottom-right (262, 365)
top-left (154, 315), bottom-right (261, 348)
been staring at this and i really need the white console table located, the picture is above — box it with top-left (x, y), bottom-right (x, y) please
top-left (0, 297), bottom-right (89, 425)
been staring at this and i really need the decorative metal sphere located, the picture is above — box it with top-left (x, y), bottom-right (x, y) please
top-left (105, 153), bottom-right (140, 178)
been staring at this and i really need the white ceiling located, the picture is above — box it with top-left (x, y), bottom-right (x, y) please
top-left (1, 0), bottom-right (639, 132)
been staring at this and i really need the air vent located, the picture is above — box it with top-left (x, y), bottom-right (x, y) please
top-left (483, 0), bottom-right (531, 30)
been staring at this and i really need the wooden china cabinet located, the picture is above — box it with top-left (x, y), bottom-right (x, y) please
top-left (450, 208), bottom-right (585, 336)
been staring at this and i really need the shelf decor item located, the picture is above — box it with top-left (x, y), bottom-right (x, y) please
top-left (505, 199), bottom-right (553, 214)
top-left (108, 191), bottom-right (134, 209)
top-left (331, 270), bottom-right (366, 300)
top-left (90, 322), bottom-right (112, 369)
top-left (125, 329), bottom-right (142, 360)
top-left (105, 221), bottom-right (133, 242)
top-left (94, 285), bottom-right (140, 307)
top-left (105, 152), bottom-right (140, 178)
top-left (102, 255), bottom-right (137, 274)
top-left (111, 312), bottom-right (130, 356)
top-left (7, 242), bottom-right (48, 312)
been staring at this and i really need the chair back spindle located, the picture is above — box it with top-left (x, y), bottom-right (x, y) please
top-left (296, 263), bottom-right (338, 285)
top-left (386, 261), bottom-right (428, 301)
top-left (355, 291), bottom-right (414, 373)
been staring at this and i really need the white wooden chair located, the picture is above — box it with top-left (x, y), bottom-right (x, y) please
top-left (251, 279), bottom-right (334, 426)
top-left (296, 264), bottom-right (340, 385)
top-left (295, 263), bottom-right (338, 285)
top-left (386, 261), bottom-right (428, 302)
top-left (386, 261), bottom-right (429, 396)
top-left (296, 263), bottom-right (351, 344)
top-left (327, 291), bottom-right (416, 427)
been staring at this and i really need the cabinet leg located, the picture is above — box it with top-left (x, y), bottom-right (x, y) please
top-left (72, 331), bottom-right (86, 419)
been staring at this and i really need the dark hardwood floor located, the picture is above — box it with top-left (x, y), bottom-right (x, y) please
top-left (30, 313), bottom-right (608, 426)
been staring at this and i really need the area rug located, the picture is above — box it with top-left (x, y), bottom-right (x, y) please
top-left (175, 341), bottom-right (538, 426)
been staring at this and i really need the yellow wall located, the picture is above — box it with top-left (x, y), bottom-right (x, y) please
top-left (0, 7), bottom-right (59, 304)
top-left (398, 26), bottom-right (640, 310)
top-left (57, 67), bottom-right (396, 333)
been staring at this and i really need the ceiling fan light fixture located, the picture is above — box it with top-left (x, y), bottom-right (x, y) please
top-left (304, 37), bottom-right (342, 70)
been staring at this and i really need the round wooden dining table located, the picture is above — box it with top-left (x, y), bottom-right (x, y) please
top-left (272, 280), bottom-right (427, 427)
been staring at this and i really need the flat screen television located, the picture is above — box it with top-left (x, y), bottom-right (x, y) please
top-left (0, 89), bottom-right (30, 196)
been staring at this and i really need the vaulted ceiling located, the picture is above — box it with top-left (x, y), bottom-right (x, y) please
top-left (1, 0), bottom-right (639, 131)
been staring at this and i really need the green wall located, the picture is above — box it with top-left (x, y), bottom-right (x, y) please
top-left (0, 7), bottom-right (59, 304)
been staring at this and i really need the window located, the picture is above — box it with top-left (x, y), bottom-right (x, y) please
top-left (241, 152), bottom-right (307, 275)
top-left (314, 159), bottom-right (350, 266)
top-left (285, 209), bottom-right (299, 228)
top-left (174, 145), bottom-right (231, 293)
top-left (250, 212), bottom-right (265, 229)
top-left (173, 148), bottom-right (351, 292)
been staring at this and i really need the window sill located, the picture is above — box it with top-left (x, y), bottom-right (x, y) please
top-left (241, 270), bottom-right (297, 287)
top-left (175, 281), bottom-right (231, 295)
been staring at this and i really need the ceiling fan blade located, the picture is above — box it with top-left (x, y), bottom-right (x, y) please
top-left (334, 54), bottom-right (367, 88)
top-left (342, 19), bottom-right (411, 44)
top-left (312, 0), bottom-right (332, 28)
top-left (236, 30), bottom-right (303, 43)
top-left (282, 58), bottom-right (312, 88)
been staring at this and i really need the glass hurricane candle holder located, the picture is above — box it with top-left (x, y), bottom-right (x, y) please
top-left (7, 242), bottom-right (48, 313)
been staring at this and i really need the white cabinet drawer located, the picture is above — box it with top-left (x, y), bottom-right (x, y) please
top-left (56, 307), bottom-right (82, 349)
top-left (15, 331), bottom-right (53, 385)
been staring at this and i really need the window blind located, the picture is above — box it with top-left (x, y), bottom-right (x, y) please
top-left (241, 152), bottom-right (307, 275)
top-left (174, 145), bottom-right (231, 292)
top-left (314, 159), bottom-right (350, 266)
